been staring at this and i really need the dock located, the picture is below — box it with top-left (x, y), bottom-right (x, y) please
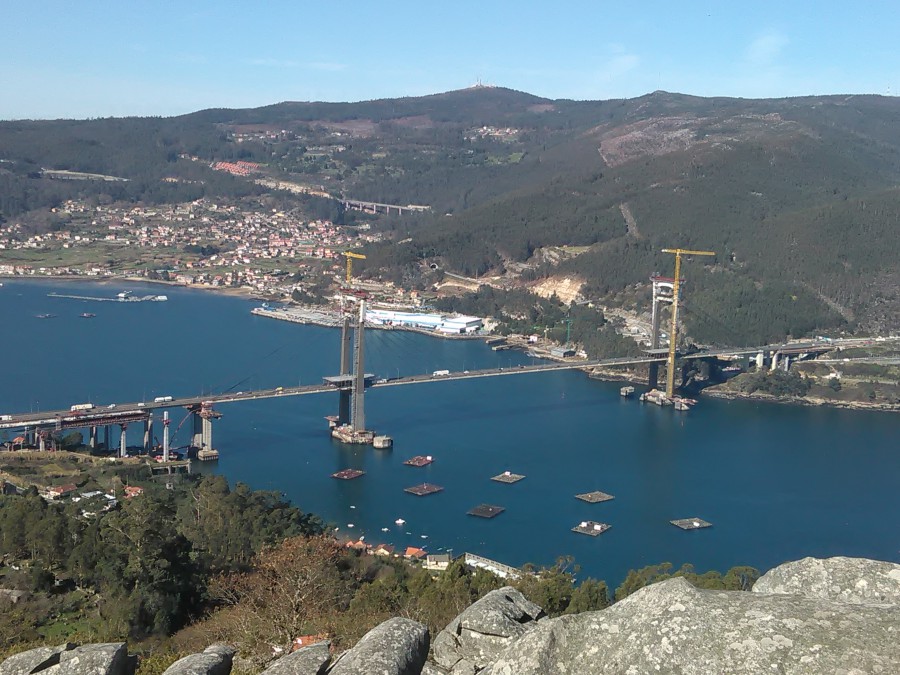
top-left (671, 518), bottom-right (712, 530)
top-left (404, 455), bottom-right (434, 467)
top-left (332, 469), bottom-right (365, 480)
top-left (491, 471), bottom-right (525, 484)
top-left (572, 521), bottom-right (611, 536)
top-left (404, 483), bottom-right (443, 496)
top-left (467, 504), bottom-right (505, 518)
top-left (47, 292), bottom-right (167, 303)
top-left (575, 491), bottom-right (614, 503)
top-left (463, 552), bottom-right (523, 580)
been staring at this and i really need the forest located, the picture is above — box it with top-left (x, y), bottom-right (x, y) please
top-left (0, 471), bottom-right (759, 672)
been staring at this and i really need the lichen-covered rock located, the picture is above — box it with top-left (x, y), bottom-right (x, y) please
top-left (162, 645), bottom-right (234, 675)
top-left (261, 641), bottom-right (330, 675)
top-left (327, 617), bottom-right (428, 675)
top-left (485, 577), bottom-right (900, 674)
top-left (753, 555), bottom-right (900, 604)
top-left (0, 644), bottom-right (73, 675)
top-left (432, 587), bottom-right (544, 672)
top-left (43, 643), bottom-right (133, 675)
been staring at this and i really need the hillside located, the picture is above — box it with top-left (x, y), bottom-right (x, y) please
top-left (2, 87), bottom-right (900, 343)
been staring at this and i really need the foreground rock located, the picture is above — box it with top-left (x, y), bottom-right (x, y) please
top-left (0, 643), bottom-right (134, 675)
top-left (431, 587), bottom-right (544, 673)
top-left (0, 644), bottom-right (74, 675)
top-left (327, 618), bottom-right (428, 675)
top-left (162, 645), bottom-right (234, 675)
top-left (261, 641), bottom-right (330, 675)
top-left (485, 576), bottom-right (900, 674)
top-left (753, 555), bottom-right (900, 604)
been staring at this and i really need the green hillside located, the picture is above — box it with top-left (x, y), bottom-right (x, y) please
top-left (2, 87), bottom-right (899, 342)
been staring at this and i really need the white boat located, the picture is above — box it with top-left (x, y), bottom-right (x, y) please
top-left (395, 518), bottom-right (406, 525)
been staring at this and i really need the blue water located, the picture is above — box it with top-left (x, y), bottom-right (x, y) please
top-left (2, 279), bottom-right (898, 586)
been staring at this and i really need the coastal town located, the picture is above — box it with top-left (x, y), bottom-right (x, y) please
top-left (0, 197), bottom-right (385, 297)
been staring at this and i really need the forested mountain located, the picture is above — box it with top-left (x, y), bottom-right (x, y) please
top-left (2, 87), bottom-right (899, 342)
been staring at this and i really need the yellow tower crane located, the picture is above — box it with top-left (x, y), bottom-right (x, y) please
top-left (661, 248), bottom-right (716, 398)
top-left (342, 251), bottom-right (367, 285)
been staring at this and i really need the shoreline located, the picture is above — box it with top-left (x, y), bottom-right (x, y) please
top-left (8, 275), bottom-right (898, 413)
top-left (700, 386), bottom-right (900, 413)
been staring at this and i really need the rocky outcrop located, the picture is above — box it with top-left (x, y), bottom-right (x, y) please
top-left (3, 557), bottom-right (899, 675)
top-left (0, 643), bottom-right (134, 675)
top-left (260, 641), bottom-right (330, 675)
top-left (0, 644), bottom-right (73, 675)
top-left (484, 575), bottom-right (900, 674)
top-left (753, 555), bottom-right (900, 604)
top-left (327, 618), bottom-right (428, 675)
top-left (431, 587), bottom-right (544, 673)
top-left (162, 645), bottom-right (234, 675)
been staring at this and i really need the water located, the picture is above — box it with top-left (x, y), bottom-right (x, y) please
top-left (1, 279), bottom-right (898, 586)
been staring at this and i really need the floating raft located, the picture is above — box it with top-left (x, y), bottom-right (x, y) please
top-left (491, 471), bottom-right (525, 484)
top-left (468, 504), bottom-right (505, 519)
top-left (404, 483), bottom-right (443, 496)
top-left (572, 521), bottom-right (611, 536)
top-left (671, 518), bottom-right (712, 530)
top-left (575, 491), bottom-right (615, 503)
top-left (332, 469), bottom-right (365, 480)
top-left (404, 455), bottom-right (434, 467)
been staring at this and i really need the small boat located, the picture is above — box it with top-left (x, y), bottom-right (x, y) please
top-left (35, 313), bottom-right (56, 319)
top-left (80, 312), bottom-right (96, 318)
top-left (395, 518), bottom-right (406, 525)
top-left (381, 527), bottom-right (389, 532)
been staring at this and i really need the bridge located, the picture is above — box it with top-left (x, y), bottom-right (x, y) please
top-left (0, 330), bottom-right (847, 458)
top-left (341, 199), bottom-right (431, 215)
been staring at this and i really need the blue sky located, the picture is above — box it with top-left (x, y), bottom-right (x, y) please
top-left (2, 1), bottom-right (898, 119)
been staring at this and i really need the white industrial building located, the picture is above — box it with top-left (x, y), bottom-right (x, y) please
top-left (366, 309), bottom-right (483, 334)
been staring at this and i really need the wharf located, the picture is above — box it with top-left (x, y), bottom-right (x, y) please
top-left (463, 552), bottom-right (523, 580)
top-left (404, 455), bottom-right (434, 467)
top-left (404, 483), bottom-right (443, 496)
top-left (332, 469), bottom-right (365, 480)
top-left (491, 471), bottom-right (525, 484)
top-left (572, 521), bottom-right (611, 536)
top-left (671, 518), bottom-right (712, 530)
top-left (575, 491), bottom-right (614, 503)
top-left (48, 292), bottom-right (167, 302)
top-left (468, 504), bottom-right (505, 518)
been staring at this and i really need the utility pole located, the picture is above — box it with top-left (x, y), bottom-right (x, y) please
top-left (661, 248), bottom-right (715, 398)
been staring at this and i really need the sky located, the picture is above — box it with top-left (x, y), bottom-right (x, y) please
top-left (2, 1), bottom-right (899, 120)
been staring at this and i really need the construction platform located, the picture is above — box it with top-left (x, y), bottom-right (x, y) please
top-left (373, 435), bottom-right (393, 449)
top-left (491, 471), bottom-right (525, 484)
top-left (331, 425), bottom-right (376, 445)
top-left (468, 504), bottom-right (505, 518)
top-left (332, 469), bottom-right (365, 480)
top-left (196, 448), bottom-right (219, 461)
top-left (671, 518), bottom-right (712, 530)
top-left (572, 521), bottom-right (611, 536)
top-left (404, 455), bottom-right (434, 467)
top-left (404, 483), bottom-right (443, 496)
top-left (575, 491), bottom-right (615, 503)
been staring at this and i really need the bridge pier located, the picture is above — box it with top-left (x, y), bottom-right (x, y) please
top-left (89, 426), bottom-right (98, 450)
top-left (38, 432), bottom-right (46, 452)
top-left (771, 352), bottom-right (781, 372)
top-left (119, 424), bottom-right (128, 458)
top-left (163, 411), bottom-right (170, 462)
top-left (104, 425), bottom-right (110, 452)
top-left (339, 314), bottom-right (352, 425)
top-left (190, 403), bottom-right (220, 455)
top-left (143, 416), bottom-right (153, 453)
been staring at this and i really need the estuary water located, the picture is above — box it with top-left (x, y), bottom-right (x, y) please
top-left (1, 279), bottom-right (898, 586)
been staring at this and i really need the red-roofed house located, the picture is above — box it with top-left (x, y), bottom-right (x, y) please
top-left (404, 546), bottom-right (427, 560)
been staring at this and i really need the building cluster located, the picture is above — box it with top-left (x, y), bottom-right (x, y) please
top-left (344, 538), bottom-right (452, 570)
top-left (466, 125), bottom-right (520, 141)
top-left (0, 198), bottom-right (386, 296)
top-left (210, 160), bottom-right (261, 176)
